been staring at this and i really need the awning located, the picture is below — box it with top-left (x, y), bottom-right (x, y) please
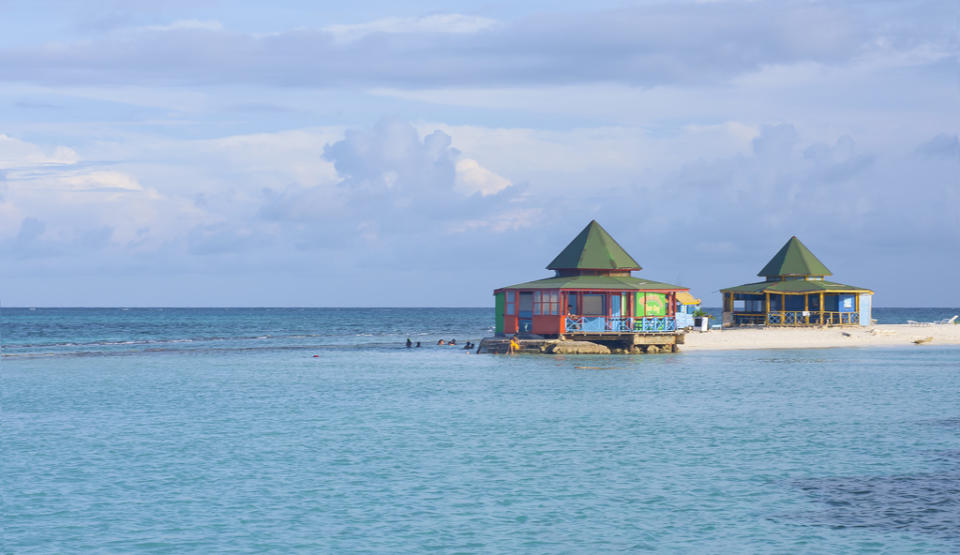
top-left (676, 291), bottom-right (701, 305)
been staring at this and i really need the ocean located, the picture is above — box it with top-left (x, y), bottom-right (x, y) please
top-left (3, 308), bottom-right (959, 552)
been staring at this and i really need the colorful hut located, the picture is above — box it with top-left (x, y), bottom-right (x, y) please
top-left (493, 220), bottom-right (690, 339)
top-left (720, 236), bottom-right (874, 327)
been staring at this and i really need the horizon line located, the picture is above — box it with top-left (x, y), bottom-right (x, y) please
top-left (1, 305), bottom-right (958, 310)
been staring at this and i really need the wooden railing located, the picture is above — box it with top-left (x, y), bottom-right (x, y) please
top-left (732, 311), bottom-right (859, 326)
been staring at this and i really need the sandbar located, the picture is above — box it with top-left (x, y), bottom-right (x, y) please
top-left (683, 324), bottom-right (960, 351)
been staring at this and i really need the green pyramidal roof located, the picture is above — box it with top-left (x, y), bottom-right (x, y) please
top-left (546, 220), bottom-right (642, 271)
top-left (758, 236), bottom-right (832, 277)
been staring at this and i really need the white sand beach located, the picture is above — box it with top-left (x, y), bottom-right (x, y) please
top-left (683, 324), bottom-right (960, 351)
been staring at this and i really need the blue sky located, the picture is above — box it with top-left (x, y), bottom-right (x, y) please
top-left (0, 0), bottom-right (957, 306)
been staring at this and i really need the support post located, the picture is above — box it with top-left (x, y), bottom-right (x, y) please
top-left (819, 292), bottom-right (825, 327)
top-left (729, 292), bottom-right (735, 325)
top-left (765, 292), bottom-right (770, 325)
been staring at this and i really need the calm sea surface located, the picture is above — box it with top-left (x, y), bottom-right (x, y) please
top-left (3, 308), bottom-right (959, 552)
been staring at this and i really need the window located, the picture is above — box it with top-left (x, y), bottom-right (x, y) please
top-left (534, 291), bottom-right (560, 315)
top-left (518, 292), bottom-right (534, 313)
top-left (582, 294), bottom-right (604, 316)
top-left (506, 292), bottom-right (515, 315)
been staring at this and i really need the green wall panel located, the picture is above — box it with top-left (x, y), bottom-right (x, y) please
top-left (645, 292), bottom-right (667, 316)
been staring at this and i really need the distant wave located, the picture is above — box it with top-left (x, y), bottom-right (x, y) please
top-left (6, 328), bottom-right (491, 350)
top-left (0, 307), bottom-right (493, 360)
top-left (8, 336), bottom-right (223, 349)
top-left (5, 333), bottom-right (368, 349)
top-left (1, 340), bottom-right (471, 360)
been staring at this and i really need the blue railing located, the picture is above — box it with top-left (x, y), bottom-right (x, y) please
top-left (565, 316), bottom-right (676, 333)
top-left (635, 317), bottom-right (677, 332)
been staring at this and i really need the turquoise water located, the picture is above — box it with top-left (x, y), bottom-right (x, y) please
top-left (3, 309), bottom-right (960, 552)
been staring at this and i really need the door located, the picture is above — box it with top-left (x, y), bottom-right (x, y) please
top-left (518, 292), bottom-right (533, 333)
top-left (838, 293), bottom-right (855, 324)
top-left (858, 294), bottom-right (872, 327)
top-left (609, 294), bottom-right (621, 330)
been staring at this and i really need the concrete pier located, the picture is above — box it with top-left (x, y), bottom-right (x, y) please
top-left (478, 333), bottom-right (684, 355)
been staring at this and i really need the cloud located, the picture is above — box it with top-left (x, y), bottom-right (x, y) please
top-left (751, 123), bottom-right (799, 158)
top-left (323, 14), bottom-right (498, 43)
top-left (589, 124), bottom-right (958, 263)
top-left (16, 216), bottom-right (45, 242)
top-left (0, 3), bottom-right (952, 88)
top-left (0, 133), bottom-right (210, 255)
top-left (918, 133), bottom-right (959, 159)
top-left (1, 114), bottom-right (954, 304)
top-left (455, 158), bottom-right (511, 196)
top-left (58, 170), bottom-right (145, 193)
top-left (138, 20), bottom-right (223, 33)
top-left (260, 118), bottom-right (529, 243)
top-left (0, 133), bottom-right (78, 168)
top-left (186, 224), bottom-right (265, 255)
top-left (324, 118), bottom-right (459, 198)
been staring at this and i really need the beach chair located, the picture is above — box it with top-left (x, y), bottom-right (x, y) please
top-left (937, 315), bottom-right (958, 325)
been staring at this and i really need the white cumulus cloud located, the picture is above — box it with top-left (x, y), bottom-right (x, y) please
top-left (454, 158), bottom-right (511, 196)
top-left (324, 14), bottom-right (498, 43)
top-left (0, 133), bottom-right (78, 168)
top-left (138, 20), bottom-right (224, 33)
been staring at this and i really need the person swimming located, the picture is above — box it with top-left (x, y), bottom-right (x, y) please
top-left (437, 339), bottom-right (446, 345)
top-left (449, 339), bottom-right (457, 345)
top-left (415, 341), bottom-right (421, 348)
top-left (406, 338), bottom-right (412, 348)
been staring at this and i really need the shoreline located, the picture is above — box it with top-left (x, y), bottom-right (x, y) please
top-left (682, 324), bottom-right (960, 352)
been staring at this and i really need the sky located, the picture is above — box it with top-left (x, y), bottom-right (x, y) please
top-left (0, 0), bottom-right (957, 307)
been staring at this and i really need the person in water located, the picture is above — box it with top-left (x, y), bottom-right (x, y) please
top-left (437, 339), bottom-right (446, 345)
top-left (415, 341), bottom-right (421, 348)
top-left (449, 339), bottom-right (457, 345)
top-left (406, 338), bottom-right (412, 348)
